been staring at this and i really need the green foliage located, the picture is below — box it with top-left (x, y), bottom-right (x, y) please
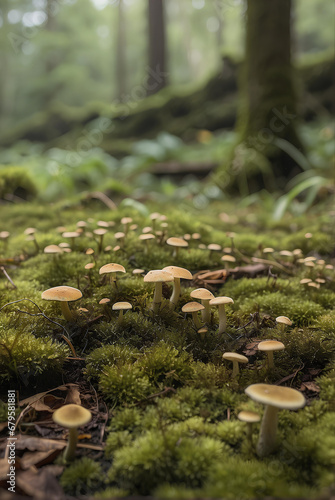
top-left (86, 344), bottom-right (138, 380)
top-left (0, 165), bottom-right (37, 200)
top-left (99, 363), bottom-right (152, 405)
top-left (60, 457), bottom-right (102, 496)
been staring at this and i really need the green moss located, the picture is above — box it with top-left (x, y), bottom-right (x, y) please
top-left (99, 363), bottom-right (153, 405)
top-left (85, 344), bottom-right (138, 380)
top-left (60, 457), bottom-right (102, 496)
top-left (0, 165), bottom-right (37, 200)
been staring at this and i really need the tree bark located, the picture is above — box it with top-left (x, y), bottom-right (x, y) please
top-left (234, 0), bottom-right (304, 190)
top-left (147, 0), bottom-right (167, 95)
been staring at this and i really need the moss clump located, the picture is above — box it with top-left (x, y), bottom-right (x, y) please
top-left (85, 344), bottom-right (138, 379)
top-left (0, 325), bottom-right (68, 383)
top-left (99, 363), bottom-right (152, 404)
top-left (60, 457), bottom-right (102, 496)
top-left (0, 165), bottom-right (37, 200)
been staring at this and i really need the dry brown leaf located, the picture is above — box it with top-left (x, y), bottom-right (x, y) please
top-left (15, 435), bottom-right (66, 452)
top-left (20, 449), bottom-right (62, 470)
top-left (64, 384), bottom-right (81, 405)
top-left (300, 381), bottom-right (320, 393)
top-left (19, 386), bottom-right (68, 407)
top-left (16, 465), bottom-right (64, 500)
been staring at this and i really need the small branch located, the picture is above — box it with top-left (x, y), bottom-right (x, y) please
top-left (0, 266), bottom-right (17, 288)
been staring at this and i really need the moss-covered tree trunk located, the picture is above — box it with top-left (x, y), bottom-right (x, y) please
top-left (234, 0), bottom-right (304, 191)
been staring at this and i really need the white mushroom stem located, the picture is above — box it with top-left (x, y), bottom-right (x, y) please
top-left (201, 299), bottom-right (211, 323)
top-left (218, 304), bottom-right (227, 334)
top-left (60, 302), bottom-right (73, 322)
top-left (152, 283), bottom-right (163, 313)
top-left (267, 351), bottom-right (275, 369)
top-left (64, 427), bottom-right (78, 461)
top-left (256, 404), bottom-right (279, 457)
top-left (191, 311), bottom-right (201, 329)
top-left (170, 278), bottom-right (181, 308)
top-left (231, 360), bottom-right (240, 378)
top-left (172, 247), bottom-right (178, 258)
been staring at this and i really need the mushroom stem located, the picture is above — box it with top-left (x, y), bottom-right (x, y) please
top-left (118, 310), bottom-right (124, 325)
top-left (60, 301), bottom-right (73, 322)
top-left (267, 351), bottom-right (274, 369)
top-left (170, 278), bottom-right (181, 308)
top-left (231, 360), bottom-right (239, 378)
top-left (191, 311), bottom-right (201, 329)
top-left (64, 427), bottom-right (78, 461)
top-left (152, 282), bottom-right (162, 313)
top-left (218, 304), bottom-right (227, 334)
top-left (201, 300), bottom-right (211, 324)
top-left (172, 247), bottom-right (178, 258)
top-left (256, 404), bottom-right (279, 457)
top-left (109, 273), bottom-right (117, 287)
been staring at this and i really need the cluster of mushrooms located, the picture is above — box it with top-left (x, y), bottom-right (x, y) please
top-left (41, 260), bottom-right (306, 461)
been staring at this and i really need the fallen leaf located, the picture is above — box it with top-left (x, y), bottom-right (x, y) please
top-left (16, 465), bottom-right (64, 500)
top-left (15, 435), bottom-right (66, 452)
top-left (64, 384), bottom-right (81, 405)
top-left (20, 449), bottom-right (62, 470)
top-left (300, 381), bottom-right (320, 393)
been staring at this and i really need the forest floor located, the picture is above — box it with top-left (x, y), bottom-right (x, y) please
top-left (0, 196), bottom-right (334, 500)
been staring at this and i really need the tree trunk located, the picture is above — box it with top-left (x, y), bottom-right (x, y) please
top-left (232, 0), bottom-right (304, 192)
top-left (116, 0), bottom-right (127, 101)
top-left (147, 0), bottom-right (167, 95)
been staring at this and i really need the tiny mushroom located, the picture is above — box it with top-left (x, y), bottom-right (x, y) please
top-left (44, 244), bottom-right (63, 257)
top-left (112, 301), bottom-right (132, 324)
top-left (143, 270), bottom-right (174, 313)
top-left (52, 404), bottom-right (92, 461)
top-left (93, 228), bottom-right (108, 253)
top-left (222, 352), bottom-right (248, 378)
top-left (209, 296), bottom-right (234, 334)
top-left (221, 254), bottom-right (236, 270)
top-left (237, 410), bottom-right (261, 445)
top-left (276, 316), bottom-right (292, 331)
top-left (182, 301), bottom-right (205, 329)
top-left (245, 383), bottom-right (306, 457)
top-left (258, 340), bottom-right (285, 369)
top-left (139, 233), bottom-right (155, 254)
top-left (190, 288), bottom-right (214, 324)
top-left (166, 237), bottom-right (188, 258)
top-left (162, 265), bottom-right (193, 308)
top-left (99, 263), bottom-right (126, 286)
top-left (41, 286), bottom-right (82, 322)
top-left (62, 231), bottom-right (80, 250)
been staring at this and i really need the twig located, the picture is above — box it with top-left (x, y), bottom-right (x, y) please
top-left (0, 266), bottom-right (17, 288)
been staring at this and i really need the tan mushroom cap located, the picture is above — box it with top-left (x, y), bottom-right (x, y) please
top-left (263, 247), bottom-right (274, 254)
top-left (76, 221), bottom-right (87, 228)
top-left (258, 340), bottom-right (285, 352)
top-left (41, 286), bottom-right (82, 302)
top-left (112, 301), bottom-right (132, 311)
top-left (166, 237), bottom-right (188, 248)
top-left (53, 404), bottom-right (92, 429)
top-left (93, 228), bottom-right (107, 236)
top-left (132, 268), bottom-right (145, 275)
top-left (162, 266), bottom-right (192, 280)
top-left (182, 302), bottom-right (205, 313)
top-left (139, 234), bottom-right (155, 241)
top-left (85, 263), bottom-right (95, 270)
top-left (276, 316), bottom-right (292, 326)
top-left (62, 231), bottom-right (81, 239)
top-left (99, 263), bottom-right (126, 275)
top-left (245, 384), bottom-right (306, 410)
top-left (114, 232), bottom-right (125, 239)
top-left (143, 270), bottom-right (174, 283)
top-left (59, 242), bottom-right (70, 248)
top-left (221, 255), bottom-right (236, 262)
top-left (121, 217), bottom-right (133, 225)
top-left (142, 226), bottom-right (153, 234)
top-left (44, 245), bottom-right (63, 254)
top-left (208, 243), bottom-right (222, 251)
top-left (99, 298), bottom-right (110, 305)
top-left (222, 352), bottom-right (248, 364)
top-left (210, 296), bottom-right (234, 306)
top-left (24, 227), bottom-right (37, 235)
top-left (300, 278), bottom-right (312, 284)
top-left (0, 231), bottom-right (10, 239)
top-left (190, 288), bottom-right (214, 300)
top-left (279, 250), bottom-right (293, 257)
top-left (237, 411), bottom-right (261, 423)
top-left (86, 248), bottom-right (95, 255)
top-left (97, 220), bottom-right (109, 228)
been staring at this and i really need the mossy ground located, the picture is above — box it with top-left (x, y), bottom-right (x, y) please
top-left (0, 197), bottom-right (334, 499)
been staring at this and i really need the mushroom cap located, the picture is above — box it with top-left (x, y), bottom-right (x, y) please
top-left (59, 242), bottom-right (70, 248)
top-left (142, 226), bottom-right (153, 234)
top-left (207, 243), bottom-right (222, 251)
top-left (245, 383), bottom-right (306, 410)
top-left (86, 248), bottom-right (95, 255)
top-left (97, 220), bottom-right (109, 228)
top-left (276, 316), bottom-right (292, 326)
top-left (76, 221), bottom-right (87, 228)
top-left (93, 228), bottom-right (107, 236)
top-left (0, 231), bottom-right (10, 239)
top-left (132, 268), bottom-right (145, 275)
top-left (162, 266), bottom-right (192, 280)
top-left (209, 296), bottom-right (234, 306)
top-left (300, 278), bottom-right (312, 284)
top-left (99, 298), bottom-right (110, 305)
top-left (44, 245), bottom-right (63, 254)
top-left (84, 263), bottom-right (95, 270)
top-left (52, 404), bottom-right (92, 429)
top-left (190, 288), bottom-right (214, 301)
top-left (237, 410), bottom-right (261, 423)
top-left (143, 270), bottom-right (174, 283)
top-left (258, 340), bottom-right (285, 352)
top-left (222, 352), bottom-right (248, 364)
top-left (139, 234), bottom-right (155, 241)
top-left (182, 301), bottom-right (205, 313)
top-left (149, 212), bottom-right (160, 221)
top-left (41, 286), bottom-right (82, 302)
top-left (221, 255), bottom-right (236, 263)
top-left (112, 301), bottom-right (132, 311)
top-left (279, 250), bottom-right (293, 257)
top-left (308, 282), bottom-right (320, 289)
top-left (166, 237), bottom-right (188, 248)
top-left (24, 227), bottom-right (37, 235)
top-left (263, 247), bottom-right (274, 253)
top-left (99, 263), bottom-right (126, 275)
top-left (121, 217), bottom-right (133, 225)
top-left (197, 327), bottom-right (208, 334)
top-left (62, 231), bottom-right (80, 239)
top-left (114, 232), bottom-right (125, 239)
